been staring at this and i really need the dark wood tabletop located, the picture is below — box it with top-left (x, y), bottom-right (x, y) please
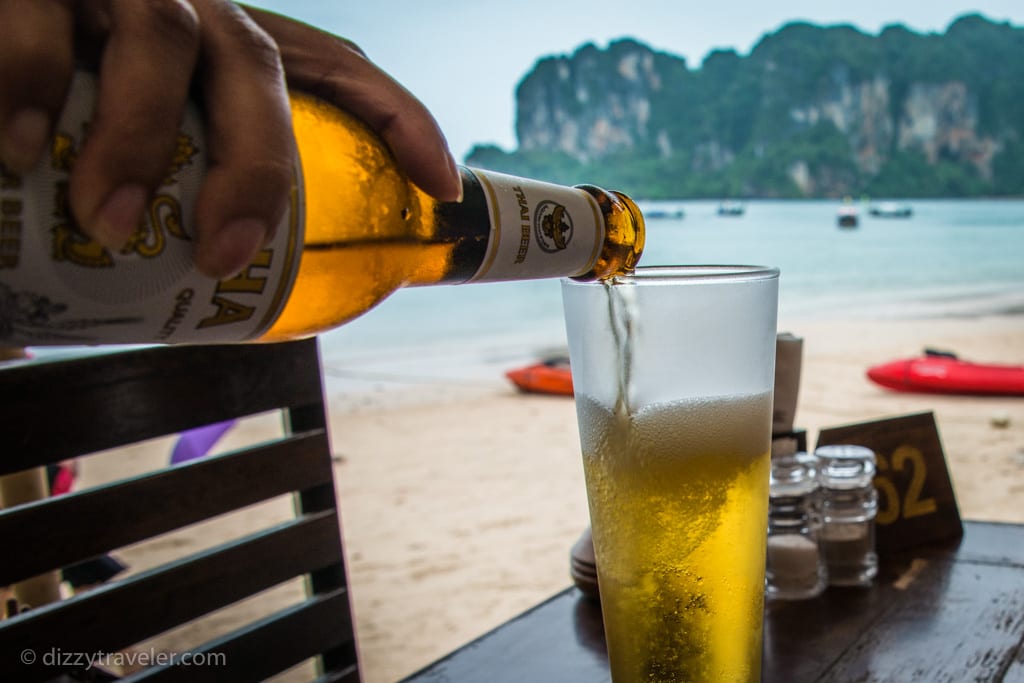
top-left (402, 520), bottom-right (1024, 682)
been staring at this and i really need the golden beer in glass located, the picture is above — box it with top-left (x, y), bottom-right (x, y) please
top-left (562, 266), bottom-right (779, 682)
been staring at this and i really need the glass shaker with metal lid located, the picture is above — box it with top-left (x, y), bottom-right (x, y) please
top-left (766, 451), bottom-right (827, 600)
top-left (814, 444), bottom-right (879, 587)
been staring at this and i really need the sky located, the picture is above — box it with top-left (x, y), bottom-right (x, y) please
top-left (246, 0), bottom-right (1024, 161)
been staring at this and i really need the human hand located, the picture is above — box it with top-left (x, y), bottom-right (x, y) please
top-left (0, 1), bottom-right (461, 279)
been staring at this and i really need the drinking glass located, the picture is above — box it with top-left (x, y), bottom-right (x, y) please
top-left (562, 265), bottom-right (780, 682)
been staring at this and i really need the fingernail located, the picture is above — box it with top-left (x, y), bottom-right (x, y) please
top-left (197, 218), bottom-right (267, 279)
top-left (1, 109), bottom-right (50, 173)
top-left (93, 184), bottom-right (147, 249)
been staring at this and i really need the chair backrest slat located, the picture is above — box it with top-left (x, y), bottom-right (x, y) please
top-left (0, 431), bottom-right (333, 586)
top-left (121, 588), bottom-right (357, 683)
top-left (0, 341), bottom-right (325, 474)
top-left (1, 511), bottom-right (342, 675)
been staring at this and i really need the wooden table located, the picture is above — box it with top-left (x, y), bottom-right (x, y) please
top-left (403, 521), bottom-right (1024, 681)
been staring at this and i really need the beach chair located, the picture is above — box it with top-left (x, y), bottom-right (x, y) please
top-left (0, 338), bottom-right (359, 682)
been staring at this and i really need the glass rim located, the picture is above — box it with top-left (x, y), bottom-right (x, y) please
top-left (565, 264), bottom-right (779, 287)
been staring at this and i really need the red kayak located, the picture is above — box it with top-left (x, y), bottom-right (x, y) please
top-left (867, 350), bottom-right (1024, 396)
top-left (505, 357), bottom-right (574, 397)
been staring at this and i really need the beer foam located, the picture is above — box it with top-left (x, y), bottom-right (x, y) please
top-left (577, 391), bottom-right (773, 468)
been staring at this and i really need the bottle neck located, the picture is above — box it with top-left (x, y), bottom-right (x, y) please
top-left (411, 168), bottom-right (644, 286)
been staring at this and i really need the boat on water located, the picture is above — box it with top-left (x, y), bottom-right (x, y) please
top-left (643, 207), bottom-right (685, 219)
top-left (869, 202), bottom-right (913, 218)
top-left (837, 205), bottom-right (859, 228)
top-left (866, 350), bottom-right (1024, 396)
top-left (717, 201), bottom-right (745, 216)
top-left (505, 357), bottom-right (573, 396)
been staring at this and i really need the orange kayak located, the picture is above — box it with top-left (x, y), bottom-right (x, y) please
top-left (505, 358), bottom-right (574, 396)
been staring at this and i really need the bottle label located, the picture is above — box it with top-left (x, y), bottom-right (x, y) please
top-left (468, 169), bottom-right (604, 283)
top-left (0, 72), bottom-right (303, 346)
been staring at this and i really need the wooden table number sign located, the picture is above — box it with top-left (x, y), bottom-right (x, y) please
top-left (816, 411), bottom-right (963, 554)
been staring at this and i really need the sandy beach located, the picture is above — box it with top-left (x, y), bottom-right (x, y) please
top-left (71, 313), bottom-right (1024, 682)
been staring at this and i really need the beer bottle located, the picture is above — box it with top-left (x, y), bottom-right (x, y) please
top-left (0, 72), bottom-right (644, 346)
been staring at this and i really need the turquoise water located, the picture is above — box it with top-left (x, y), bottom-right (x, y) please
top-left (641, 199), bottom-right (1024, 318)
top-left (317, 198), bottom-right (1024, 391)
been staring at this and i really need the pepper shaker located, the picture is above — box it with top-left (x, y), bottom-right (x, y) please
top-left (814, 444), bottom-right (879, 587)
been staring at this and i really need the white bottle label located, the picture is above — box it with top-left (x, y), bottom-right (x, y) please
top-left (0, 72), bottom-right (303, 346)
top-left (468, 169), bottom-right (604, 282)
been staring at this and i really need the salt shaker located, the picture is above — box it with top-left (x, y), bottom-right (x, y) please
top-left (766, 452), bottom-right (827, 600)
top-left (814, 444), bottom-right (879, 587)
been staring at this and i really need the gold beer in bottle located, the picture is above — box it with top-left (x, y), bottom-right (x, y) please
top-left (0, 72), bottom-right (644, 346)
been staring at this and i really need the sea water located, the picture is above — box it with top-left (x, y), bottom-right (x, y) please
top-left (316, 199), bottom-right (1024, 402)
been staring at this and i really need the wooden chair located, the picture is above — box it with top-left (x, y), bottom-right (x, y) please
top-left (0, 338), bottom-right (359, 682)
